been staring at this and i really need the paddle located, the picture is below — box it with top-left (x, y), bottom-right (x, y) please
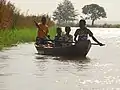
top-left (34, 20), bottom-right (46, 33)
top-left (34, 20), bottom-right (51, 39)
top-left (91, 43), bottom-right (105, 46)
top-left (44, 39), bottom-right (105, 46)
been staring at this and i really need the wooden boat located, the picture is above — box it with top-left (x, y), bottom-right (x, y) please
top-left (35, 40), bottom-right (91, 57)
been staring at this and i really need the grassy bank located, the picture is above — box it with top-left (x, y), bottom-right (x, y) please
top-left (0, 28), bottom-right (36, 50)
top-left (0, 26), bottom-right (56, 50)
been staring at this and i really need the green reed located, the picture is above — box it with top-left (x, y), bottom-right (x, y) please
top-left (0, 26), bottom-right (57, 50)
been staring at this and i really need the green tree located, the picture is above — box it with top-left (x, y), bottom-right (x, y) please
top-left (82, 4), bottom-right (107, 26)
top-left (53, 0), bottom-right (78, 25)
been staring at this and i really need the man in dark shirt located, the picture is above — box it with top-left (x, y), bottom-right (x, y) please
top-left (74, 19), bottom-right (104, 46)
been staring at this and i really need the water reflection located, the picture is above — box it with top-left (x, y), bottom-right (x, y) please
top-left (35, 56), bottom-right (47, 60)
top-left (34, 54), bottom-right (92, 79)
top-left (53, 56), bottom-right (90, 63)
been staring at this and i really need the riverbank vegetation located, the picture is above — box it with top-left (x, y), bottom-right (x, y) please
top-left (0, 0), bottom-right (56, 50)
top-left (58, 22), bottom-right (120, 28)
top-left (0, 0), bottom-right (55, 29)
top-left (90, 24), bottom-right (120, 28)
top-left (0, 28), bottom-right (36, 50)
top-left (0, 26), bottom-right (56, 50)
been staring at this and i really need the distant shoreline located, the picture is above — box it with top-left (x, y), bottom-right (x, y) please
top-left (60, 24), bottom-right (120, 28)
top-left (87, 24), bottom-right (120, 28)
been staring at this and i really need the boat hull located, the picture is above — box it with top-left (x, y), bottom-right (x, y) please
top-left (35, 40), bottom-right (91, 57)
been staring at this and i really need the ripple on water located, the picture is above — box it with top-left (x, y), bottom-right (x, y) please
top-left (0, 28), bottom-right (120, 90)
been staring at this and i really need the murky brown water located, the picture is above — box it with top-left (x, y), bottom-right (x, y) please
top-left (0, 28), bottom-right (120, 90)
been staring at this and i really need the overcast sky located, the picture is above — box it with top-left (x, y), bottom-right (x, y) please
top-left (9, 0), bottom-right (120, 22)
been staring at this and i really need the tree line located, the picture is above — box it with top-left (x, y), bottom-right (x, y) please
top-left (0, 0), bottom-right (107, 30)
top-left (53, 0), bottom-right (107, 26)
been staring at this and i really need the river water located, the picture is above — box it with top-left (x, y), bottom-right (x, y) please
top-left (0, 28), bottom-right (120, 90)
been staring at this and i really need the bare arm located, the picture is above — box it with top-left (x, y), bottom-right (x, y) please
top-left (91, 36), bottom-right (102, 45)
top-left (34, 20), bottom-right (46, 33)
top-left (34, 20), bottom-right (39, 29)
top-left (88, 29), bottom-right (104, 46)
top-left (74, 35), bottom-right (77, 42)
top-left (74, 29), bottom-right (79, 42)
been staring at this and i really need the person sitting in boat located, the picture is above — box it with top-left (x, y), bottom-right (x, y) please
top-left (34, 16), bottom-right (49, 45)
top-left (62, 26), bottom-right (73, 47)
top-left (54, 27), bottom-right (63, 47)
top-left (74, 19), bottom-right (104, 46)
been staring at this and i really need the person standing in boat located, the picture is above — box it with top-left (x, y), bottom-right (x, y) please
top-left (34, 16), bottom-right (49, 45)
top-left (54, 27), bottom-right (63, 47)
top-left (62, 26), bottom-right (73, 47)
top-left (74, 19), bottom-right (104, 46)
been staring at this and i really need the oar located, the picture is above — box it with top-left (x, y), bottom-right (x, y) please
top-left (34, 20), bottom-right (51, 41)
top-left (34, 20), bottom-right (46, 33)
top-left (45, 40), bottom-right (97, 44)
top-left (91, 43), bottom-right (105, 46)
top-left (45, 40), bottom-right (105, 46)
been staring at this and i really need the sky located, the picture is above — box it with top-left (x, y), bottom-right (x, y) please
top-left (9, 0), bottom-right (120, 23)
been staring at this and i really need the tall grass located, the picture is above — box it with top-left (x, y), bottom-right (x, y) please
top-left (0, 0), bottom-right (55, 30)
top-left (0, 28), bottom-right (36, 50)
top-left (0, 26), bottom-right (56, 50)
